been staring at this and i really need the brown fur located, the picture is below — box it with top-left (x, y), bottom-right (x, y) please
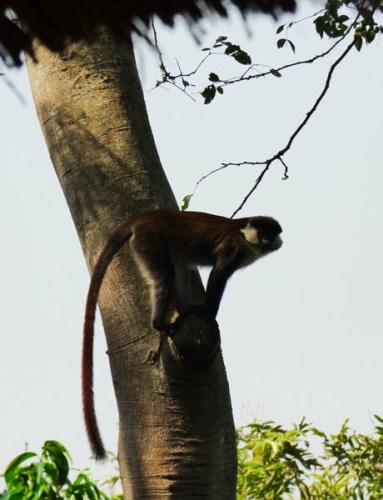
top-left (83, 210), bottom-right (282, 459)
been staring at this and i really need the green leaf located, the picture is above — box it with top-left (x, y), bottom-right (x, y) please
top-left (354, 35), bottom-right (363, 51)
top-left (43, 439), bottom-right (71, 460)
top-left (208, 72), bottom-right (220, 82)
top-left (233, 50), bottom-right (252, 65)
top-left (224, 43), bottom-right (240, 56)
top-left (276, 24), bottom-right (284, 34)
top-left (270, 69), bottom-right (282, 78)
top-left (277, 38), bottom-right (286, 49)
top-left (337, 15), bottom-right (349, 23)
top-left (287, 40), bottom-right (296, 54)
top-left (314, 16), bottom-right (326, 38)
top-left (181, 194), bottom-right (192, 211)
top-left (4, 452), bottom-right (37, 483)
top-left (201, 84), bottom-right (216, 105)
top-left (43, 440), bottom-right (70, 486)
top-left (365, 29), bottom-right (376, 43)
top-left (217, 86), bottom-right (224, 95)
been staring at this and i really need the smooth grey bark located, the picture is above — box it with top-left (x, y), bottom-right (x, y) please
top-left (27, 29), bottom-right (236, 498)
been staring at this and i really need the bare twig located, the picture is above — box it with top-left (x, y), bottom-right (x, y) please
top-left (230, 39), bottom-right (355, 217)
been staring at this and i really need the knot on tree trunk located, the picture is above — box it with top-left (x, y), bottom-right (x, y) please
top-left (166, 312), bottom-right (221, 369)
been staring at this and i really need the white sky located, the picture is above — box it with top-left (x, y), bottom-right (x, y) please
top-left (1, 4), bottom-right (383, 486)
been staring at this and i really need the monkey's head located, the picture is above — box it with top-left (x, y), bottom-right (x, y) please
top-left (247, 216), bottom-right (283, 252)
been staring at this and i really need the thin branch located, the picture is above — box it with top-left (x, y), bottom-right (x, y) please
top-left (220, 16), bottom-right (357, 88)
top-left (179, 51), bottom-right (214, 79)
top-left (232, 163), bottom-right (271, 217)
top-left (274, 40), bottom-right (354, 159)
top-left (151, 18), bottom-right (165, 74)
top-left (192, 161), bottom-right (255, 194)
top-left (230, 39), bottom-right (355, 217)
top-left (155, 11), bottom-right (358, 97)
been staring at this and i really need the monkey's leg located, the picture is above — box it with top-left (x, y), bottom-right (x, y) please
top-left (149, 270), bottom-right (175, 332)
top-left (173, 263), bottom-right (194, 315)
top-left (131, 234), bottom-right (176, 332)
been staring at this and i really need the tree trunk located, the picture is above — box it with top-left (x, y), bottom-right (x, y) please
top-left (26, 29), bottom-right (236, 498)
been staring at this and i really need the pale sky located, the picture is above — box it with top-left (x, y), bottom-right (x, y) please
top-left (1, 4), bottom-right (383, 486)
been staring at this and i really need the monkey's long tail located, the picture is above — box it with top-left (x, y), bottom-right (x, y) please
top-left (82, 222), bottom-right (133, 461)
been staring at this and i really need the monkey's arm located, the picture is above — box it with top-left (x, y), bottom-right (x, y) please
top-left (205, 262), bottom-right (236, 319)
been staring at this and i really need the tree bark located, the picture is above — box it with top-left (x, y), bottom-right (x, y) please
top-left (27, 29), bottom-right (236, 498)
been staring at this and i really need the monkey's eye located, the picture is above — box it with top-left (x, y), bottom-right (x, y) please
top-left (261, 238), bottom-right (270, 245)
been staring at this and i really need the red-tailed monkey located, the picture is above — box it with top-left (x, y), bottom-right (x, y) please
top-left (83, 210), bottom-right (283, 459)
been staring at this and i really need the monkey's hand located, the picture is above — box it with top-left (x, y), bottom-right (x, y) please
top-left (152, 320), bottom-right (177, 335)
top-left (181, 305), bottom-right (218, 326)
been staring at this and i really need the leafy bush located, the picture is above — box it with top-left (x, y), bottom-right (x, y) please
top-left (1, 440), bottom-right (112, 499)
top-left (3, 417), bottom-right (383, 499)
top-left (237, 416), bottom-right (383, 499)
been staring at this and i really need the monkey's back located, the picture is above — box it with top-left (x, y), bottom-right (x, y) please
top-left (130, 210), bottom-right (248, 267)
